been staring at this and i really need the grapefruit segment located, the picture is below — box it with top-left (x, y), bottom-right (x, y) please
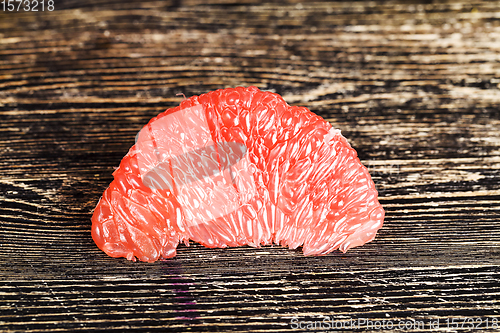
top-left (91, 86), bottom-right (385, 262)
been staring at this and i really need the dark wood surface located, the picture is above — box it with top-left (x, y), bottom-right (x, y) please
top-left (1, 0), bottom-right (500, 332)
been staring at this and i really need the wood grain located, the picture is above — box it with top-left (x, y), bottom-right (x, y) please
top-left (1, 0), bottom-right (500, 332)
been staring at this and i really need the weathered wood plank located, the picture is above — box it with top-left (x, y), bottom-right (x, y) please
top-left (1, 0), bottom-right (500, 332)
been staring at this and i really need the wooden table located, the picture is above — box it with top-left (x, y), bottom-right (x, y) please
top-left (1, 0), bottom-right (500, 331)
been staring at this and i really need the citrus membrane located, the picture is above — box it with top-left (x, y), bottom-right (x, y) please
top-left (91, 86), bottom-right (385, 262)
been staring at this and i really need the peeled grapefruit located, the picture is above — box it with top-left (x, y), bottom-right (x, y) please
top-left (91, 86), bottom-right (384, 262)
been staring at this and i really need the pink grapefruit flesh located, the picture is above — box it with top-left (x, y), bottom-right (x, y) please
top-left (91, 86), bottom-right (385, 262)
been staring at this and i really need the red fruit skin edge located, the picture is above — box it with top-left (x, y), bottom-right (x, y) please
top-left (91, 86), bottom-right (385, 262)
